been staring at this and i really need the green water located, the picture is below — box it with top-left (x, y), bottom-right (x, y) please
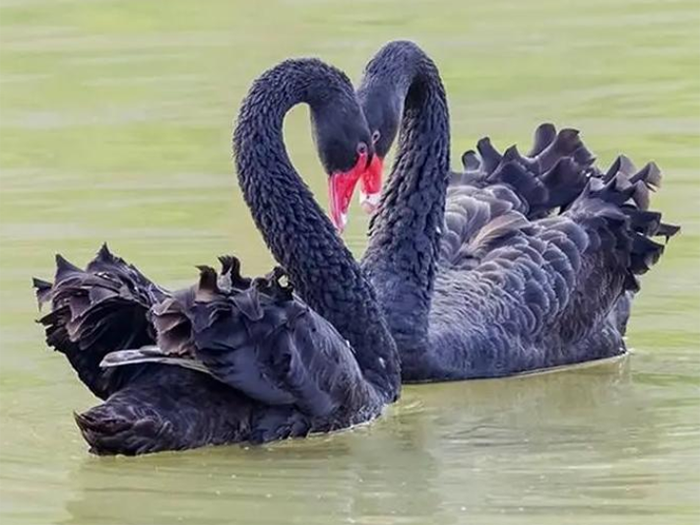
top-left (1, 0), bottom-right (698, 523)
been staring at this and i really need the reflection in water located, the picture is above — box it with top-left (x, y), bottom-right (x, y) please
top-left (60, 358), bottom-right (686, 525)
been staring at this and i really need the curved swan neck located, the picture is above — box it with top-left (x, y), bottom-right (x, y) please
top-left (232, 59), bottom-right (400, 400)
top-left (360, 42), bottom-right (451, 349)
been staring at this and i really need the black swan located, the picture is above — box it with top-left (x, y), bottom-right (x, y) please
top-left (32, 58), bottom-right (400, 455)
top-left (353, 41), bottom-right (678, 381)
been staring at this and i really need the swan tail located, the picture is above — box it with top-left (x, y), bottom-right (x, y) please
top-left (33, 244), bottom-right (168, 399)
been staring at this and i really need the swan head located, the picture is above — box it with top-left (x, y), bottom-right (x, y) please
top-left (327, 146), bottom-right (371, 234)
top-left (310, 93), bottom-right (374, 233)
top-left (356, 65), bottom-right (404, 215)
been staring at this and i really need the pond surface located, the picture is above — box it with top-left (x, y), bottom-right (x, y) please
top-left (1, 0), bottom-right (698, 523)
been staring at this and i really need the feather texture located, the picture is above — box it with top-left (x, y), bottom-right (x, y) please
top-left (33, 58), bottom-right (399, 455)
top-left (358, 41), bottom-right (679, 382)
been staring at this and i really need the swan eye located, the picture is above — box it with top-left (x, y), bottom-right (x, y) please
top-left (371, 130), bottom-right (381, 144)
top-left (277, 274), bottom-right (290, 289)
top-left (357, 142), bottom-right (368, 156)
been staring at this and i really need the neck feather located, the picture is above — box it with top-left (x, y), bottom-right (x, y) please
top-left (360, 43), bottom-right (451, 349)
top-left (233, 59), bottom-right (399, 399)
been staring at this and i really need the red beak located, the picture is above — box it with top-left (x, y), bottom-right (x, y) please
top-left (328, 151), bottom-right (367, 233)
top-left (359, 155), bottom-right (383, 214)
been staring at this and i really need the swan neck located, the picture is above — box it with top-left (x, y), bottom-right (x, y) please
top-left (233, 60), bottom-right (400, 400)
top-left (361, 43), bottom-right (451, 349)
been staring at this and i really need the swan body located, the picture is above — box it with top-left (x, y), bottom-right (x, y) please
top-left (33, 58), bottom-right (399, 455)
top-left (356, 41), bottom-right (678, 382)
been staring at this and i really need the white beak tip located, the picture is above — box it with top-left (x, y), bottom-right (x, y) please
top-left (359, 192), bottom-right (381, 215)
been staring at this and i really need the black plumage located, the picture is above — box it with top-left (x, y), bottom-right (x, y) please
top-left (358, 41), bottom-right (679, 382)
top-left (33, 58), bottom-right (400, 455)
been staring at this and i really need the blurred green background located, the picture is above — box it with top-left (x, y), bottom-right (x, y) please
top-left (1, 1), bottom-right (698, 524)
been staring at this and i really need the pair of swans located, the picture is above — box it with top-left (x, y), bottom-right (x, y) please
top-left (34, 41), bottom-right (678, 455)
